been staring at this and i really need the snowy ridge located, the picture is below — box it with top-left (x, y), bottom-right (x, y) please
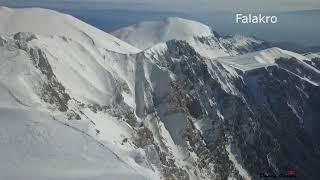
top-left (217, 47), bottom-right (311, 71)
top-left (305, 52), bottom-right (320, 59)
top-left (0, 6), bottom-right (140, 54)
top-left (113, 17), bottom-right (270, 58)
top-left (221, 35), bottom-right (263, 48)
top-left (112, 17), bottom-right (233, 58)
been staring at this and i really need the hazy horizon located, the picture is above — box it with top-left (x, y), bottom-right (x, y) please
top-left (1, 1), bottom-right (320, 47)
top-left (1, 0), bottom-right (320, 12)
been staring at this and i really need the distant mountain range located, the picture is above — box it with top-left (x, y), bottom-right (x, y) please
top-left (269, 41), bottom-right (320, 54)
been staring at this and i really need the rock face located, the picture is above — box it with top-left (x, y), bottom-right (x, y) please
top-left (135, 40), bottom-right (320, 180)
top-left (1, 7), bottom-right (320, 180)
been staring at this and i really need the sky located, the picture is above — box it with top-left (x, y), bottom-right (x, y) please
top-left (1, 0), bottom-right (320, 12)
top-left (1, 0), bottom-right (320, 47)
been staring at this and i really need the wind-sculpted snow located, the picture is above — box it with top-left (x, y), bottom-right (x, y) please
top-left (1, 7), bottom-right (320, 180)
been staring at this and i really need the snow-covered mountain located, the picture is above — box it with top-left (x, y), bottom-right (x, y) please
top-left (303, 52), bottom-right (320, 70)
top-left (0, 7), bottom-right (153, 180)
top-left (1, 7), bottom-right (320, 180)
top-left (305, 52), bottom-right (320, 59)
top-left (112, 17), bottom-right (213, 49)
top-left (217, 47), bottom-right (312, 71)
top-left (0, 6), bottom-right (139, 54)
top-left (112, 17), bottom-right (269, 58)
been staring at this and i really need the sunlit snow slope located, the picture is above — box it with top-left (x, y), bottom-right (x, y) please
top-left (217, 47), bottom-right (312, 71)
top-left (0, 6), bottom-right (140, 54)
top-left (113, 17), bottom-right (269, 58)
top-left (0, 7), bottom-right (152, 180)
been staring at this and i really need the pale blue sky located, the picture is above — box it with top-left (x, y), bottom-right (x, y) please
top-left (1, 0), bottom-right (320, 12)
top-left (1, 0), bottom-right (320, 46)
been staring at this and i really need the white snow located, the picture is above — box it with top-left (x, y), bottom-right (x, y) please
top-left (1, 6), bottom-right (317, 180)
top-left (0, 108), bottom-right (145, 180)
top-left (226, 144), bottom-right (251, 180)
top-left (113, 17), bottom-right (213, 50)
top-left (112, 17), bottom-right (238, 58)
top-left (0, 6), bottom-right (140, 54)
top-left (220, 34), bottom-right (265, 54)
top-left (0, 37), bottom-right (159, 180)
top-left (113, 17), bottom-right (273, 59)
top-left (221, 35), bottom-right (263, 48)
top-left (217, 47), bottom-right (311, 72)
top-left (304, 52), bottom-right (320, 59)
top-left (29, 35), bottom-right (123, 105)
top-left (0, 7), bottom-right (157, 180)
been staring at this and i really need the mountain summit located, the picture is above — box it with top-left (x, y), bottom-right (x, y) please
top-left (113, 17), bottom-right (213, 49)
top-left (113, 17), bottom-right (269, 58)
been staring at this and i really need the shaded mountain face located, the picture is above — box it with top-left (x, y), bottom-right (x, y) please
top-left (0, 7), bottom-right (320, 180)
top-left (135, 40), bottom-right (320, 180)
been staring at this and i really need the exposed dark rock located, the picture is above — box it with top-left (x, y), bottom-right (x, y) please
top-left (14, 37), bottom-right (71, 112)
top-left (13, 32), bottom-right (37, 42)
top-left (142, 40), bottom-right (320, 179)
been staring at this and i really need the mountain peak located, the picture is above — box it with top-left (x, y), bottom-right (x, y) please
top-left (112, 17), bottom-right (214, 50)
top-left (113, 17), bottom-right (270, 58)
top-left (0, 7), bottom-right (139, 54)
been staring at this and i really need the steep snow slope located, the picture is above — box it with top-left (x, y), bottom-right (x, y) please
top-left (0, 6), bottom-right (140, 54)
top-left (0, 7), bottom-right (155, 180)
top-left (113, 17), bottom-right (269, 58)
top-left (0, 39), bottom-right (150, 179)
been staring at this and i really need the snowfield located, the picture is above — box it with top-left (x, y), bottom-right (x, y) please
top-left (217, 47), bottom-right (311, 71)
top-left (0, 108), bottom-right (145, 180)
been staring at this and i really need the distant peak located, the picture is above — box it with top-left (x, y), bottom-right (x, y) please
top-left (0, 6), bottom-right (11, 10)
top-left (113, 17), bottom-right (215, 49)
